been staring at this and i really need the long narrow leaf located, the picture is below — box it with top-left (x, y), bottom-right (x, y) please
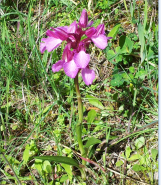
top-left (34, 156), bottom-right (80, 169)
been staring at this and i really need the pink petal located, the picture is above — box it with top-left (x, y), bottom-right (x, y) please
top-left (85, 27), bottom-right (96, 38)
top-left (74, 51), bottom-right (90, 69)
top-left (96, 24), bottom-right (105, 35)
top-left (63, 60), bottom-right (78, 78)
top-left (54, 28), bottom-right (68, 40)
top-left (62, 46), bottom-right (74, 62)
top-left (79, 9), bottom-right (88, 28)
top-left (41, 37), bottom-right (62, 52)
top-left (40, 42), bottom-right (46, 53)
top-left (82, 68), bottom-right (95, 85)
top-left (46, 30), bottom-right (58, 37)
top-left (68, 35), bottom-right (76, 42)
top-left (52, 60), bottom-right (65, 72)
top-left (91, 34), bottom-right (107, 49)
top-left (87, 20), bottom-right (94, 27)
top-left (59, 26), bottom-right (68, 32)
top-left (67, 21), bottom-right (77, 33)
top-left (51, 26), bottom-right (68, 32)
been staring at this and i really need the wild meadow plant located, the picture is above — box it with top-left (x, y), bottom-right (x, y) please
top-left (39, 9), bottom-right (112, 179)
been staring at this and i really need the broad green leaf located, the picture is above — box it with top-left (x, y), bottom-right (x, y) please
top-left (138, 23), bottom-right (144, 47)
top-left (86, 95), bottom-right (104, 109)
top-left (62, 148), bottom-right (72, 155)
top-left (60, 174), bottom-right (69, 183)
top-left (115, 46), bottom-right (121, 53)
top-left (151, 149), bottom-right (158, 160)
top-left (147, 48), bottom-right (154, 60)
top-left (120, 152), bottom-right (125, 158)
top-left (138, 22), bottom-right (145, 62)
top-left (128, 73), bottom-right (134, 81)
top-left (42, 160), bottom-right (52, 173)
top-left (135, 136), bottom-right (145, 149)
top-left (139, 155), bottom-right (146, 165)
top-left (115, 54), bottom-right (123, 63)
top-left (55, 182), bottom-right (60, 185)
top-left (34, 159), bottom-right (43, 174)
top-left (132, 164), bottom-right (146, 172)
top-left (61, 164), bottom-right (72, 181)
top-left (48, 181), bottom-right (54, 185)
top-left (106, 50), bottom-right (118, 62)
top-left (126, 37), bottom-right (133, 53)
top-left (129, 66), bottom-right (135, 73)
top-left (116, 160), bottom-right (124, 167)
top-left (135, 70), bottom-right (147, 80)
top-left (119, 35), bottom-right (133, 53)
top-left (108, 24), bottom-right (121, 40)
top-left (87, 109), bottom-right (97, 123)
top-left (110, 74), bottom-right (124, 87)
top-left (84, 137), bottom-right (101, 148)
top-left (125, 146), bottom-right (132, 159)
top-left (23, 146), bottom-right (30, 163)
top-left (34, 156), bottom-right (80, 168)
top-left (127, 154), bottom-right (140, 161)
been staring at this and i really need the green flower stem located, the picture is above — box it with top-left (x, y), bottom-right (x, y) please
top-left (74, 74), bottom-right (86, 165)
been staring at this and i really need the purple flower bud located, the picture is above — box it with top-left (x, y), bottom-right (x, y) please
top-left (79, 9), bottom-right (88, 28)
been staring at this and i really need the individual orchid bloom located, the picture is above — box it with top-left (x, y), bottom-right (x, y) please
top-left (52, 45), bottom-right (93, 84)
top-left (85, 24), bottom-right (112, 50)
top-left (40, 35), bottom-right (62, 53)
top-left (40, 9), bottom-right (112, 85)
top-left (40, 22), bottom-right (78, 54)
top-left (52, 46), bottom-right (79, 79)
top-left (40, 28), bottom-right (65, 53)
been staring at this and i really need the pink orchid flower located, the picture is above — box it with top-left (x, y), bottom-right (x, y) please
top-left (40, 9), bottom-right (112, 85)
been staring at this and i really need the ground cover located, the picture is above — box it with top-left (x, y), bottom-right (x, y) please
top-left (0, 0), bottom-right (158, 184)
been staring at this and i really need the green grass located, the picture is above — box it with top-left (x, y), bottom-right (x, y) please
top-left (0, 0), bottom-right (158, 184)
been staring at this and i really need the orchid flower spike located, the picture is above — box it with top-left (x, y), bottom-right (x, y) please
top-left (40, 9), bottom-right (112, 85)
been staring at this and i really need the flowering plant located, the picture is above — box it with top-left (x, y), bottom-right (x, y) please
top-left (40, 9), bottom-right (112, 85)
top-left (40, 9), bottom-right (112, 180)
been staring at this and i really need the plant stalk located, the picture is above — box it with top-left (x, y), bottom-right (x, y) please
top-left (74, 74), bottom-right (86, 164)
